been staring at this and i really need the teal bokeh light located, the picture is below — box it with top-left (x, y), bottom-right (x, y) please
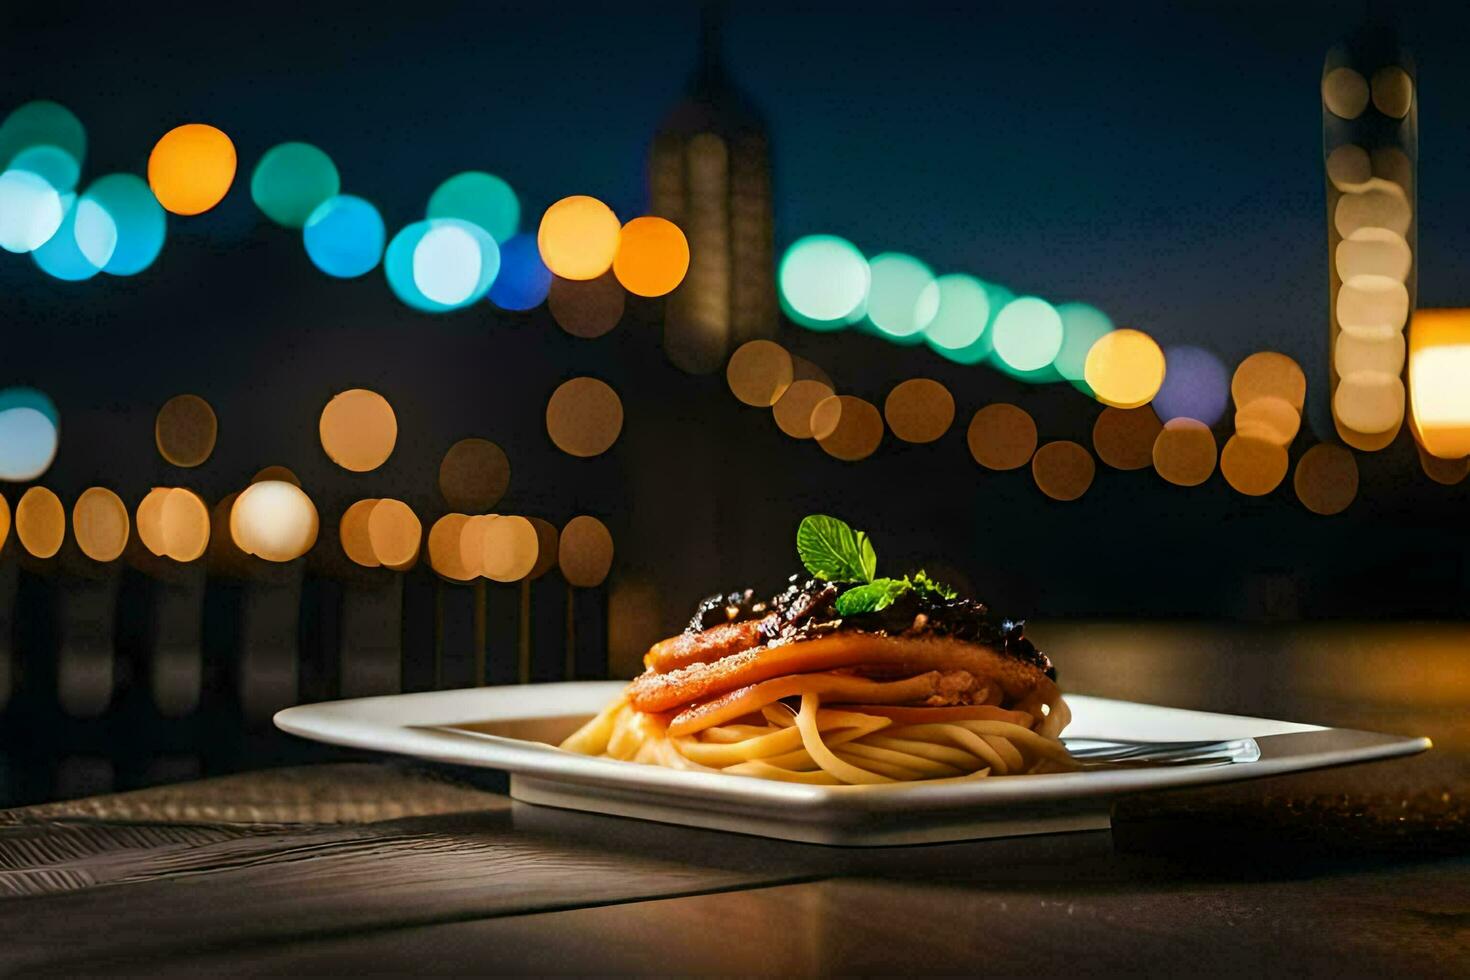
top-left (427, 171), bottom-right (519, 244)
top-left (0, 387), bottom-right (60, 482)
top-left (10, 145), bottom-right (79, 193)
top-left (304, 195), bottom-right (385, 278)
top-left (990, 296), bottom-right (1064, 374)
top-left (1053, 301), bottom-right (1115, 395)
top-left (0, 101), bottom-right (85, 174)
top-left (77, 174), bottom-right (166, 275)
top-left (865, 252), bottom-right (937, 338)
top-left (251, 142), bottom-right (341, 228)
top-left (779, 234), bottom-right (869, 330)
top-left (386, 219), bottom-right (499, 312)
top-left (922, 273), bottom-right (990, 354)
top-left (0, 169), bottom-right (64, 253)
top-left (32, 197), bottom-right (103, 281)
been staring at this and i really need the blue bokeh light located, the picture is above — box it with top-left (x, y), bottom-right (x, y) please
top-left (303, 194), bottom-right (385, 278)
top-left (488, 233), bottom-right (552, 310)
top-left (32, 196), bottom-right (103, 281)
top-left (0, 387), bottom-right (60, 482)
top-left (385, 218), bottom-right (499, 312)
top-left (0, 169), bottom-right (64, 253)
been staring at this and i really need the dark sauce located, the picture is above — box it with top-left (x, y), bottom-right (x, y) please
top-left (685, 573), bottom-right (1055, 679)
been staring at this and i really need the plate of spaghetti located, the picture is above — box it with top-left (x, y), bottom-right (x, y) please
top-left (276, 515), bottom-right (1431, 846)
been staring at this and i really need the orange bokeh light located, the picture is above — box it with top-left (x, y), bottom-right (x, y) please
top-left (537, 195), bottom-right (621, 281)
top-left (147, 123), bottom-right (237, 216)
top-left (612, 216), bottom-right (690, 297)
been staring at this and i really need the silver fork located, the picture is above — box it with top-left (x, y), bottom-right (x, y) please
top-left (1060, 737), bottom-right (1261, 768)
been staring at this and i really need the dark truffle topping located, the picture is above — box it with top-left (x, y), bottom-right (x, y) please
top-left (684, 573), bottom-right (1055, 679)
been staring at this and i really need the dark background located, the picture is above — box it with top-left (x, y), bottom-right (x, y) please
top-left (0, 0), bottom-right (1467, 790)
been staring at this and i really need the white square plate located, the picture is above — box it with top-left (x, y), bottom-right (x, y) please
top-left (275, 681), bottom-right (1430, 846)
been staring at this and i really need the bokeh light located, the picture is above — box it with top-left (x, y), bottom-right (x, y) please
top-left (548, 273), bottom-right (625, 338)
top-left (1294, 444), bottom-right (1359, 515)
top-left (0, 387), bottom-right (59, 482)
top-left (1333, 372), bottom-right (1404, 435)
top-left (537, 195), bottom-right (620, 281)
top-left (779, 235), bottom-right (868, 329)
top-left (921, 274), bottom-right (990, 358)
top-left (1336, 228), bottom-right (1411, 283)
top-left (1322, 67), bottom-right (1369, 119)
top-left (367, 499), bottom-right (421, 569)
top-left (772, 379), bottom-right (835, 440)
top-left (488, 233), bottom-right (552, 311)
top-left (413, 219), bottom-right (499, 306)
top-left (1031, 441), bottom-right (1095, 501)
top-left (230, 480), bottom-right (319, 562)
top-left (1408, 309), bottom-right (1470, 459)
top-left (31, 198), bottom-right (100, 281)
top-left (159, 488), bottom-right (210, 562)
top-left (1235, 395), bottom-right (1301, 446)
top-left (1092, 406), bottom-right (1162, 470)
top-left (865, 253), bottom-right (937, 338)
top-left (155, 394), bottom-right (217, 467)
top-left (966, 403), bottom-right (1037, 471)
top-left (812, 395), bottom-right (884, 461)
top-left (319, 388), bottom-right (397, 472)
top-left (16, 486), bottom-right (64, 559)
top-left (726, 340), bottom-right (793, 407)
top-left (546, 377), bottom-right (623, 457)
top-left (1416, 443), bottom-right (1468, 486)
top-left (253, 465), bottom-right (300, 486)
top-left (72, 487), bottom-right (129, 562)
top-left (883, 378), bottom-right (954, 444)
top-left (0, 101), bottom-right (86, 175)
top-left (1371, 66), bottom-right (1413, 119)
top-left (340, 499), bottom-right (380, 568)
top-left (1220, 435), bottom-right (1289, 496)
top-left (1152, 418), bottom-right (1217, 487)
top-left (1153, 345), bottom-right (1228, 425)
top-left (0, 495), bottom-right (9, 552)
top-left (559, 515), bottom-right (614, 588)
top-left (481, 515), bottom-right (539, 582)
top-left (1084, 328), bottom-right (1165, 409)
top-left (527, 518), bottom-right (560, 579)
top-left (304, 195), bottom-right (384, 278)
top-left (428, 514), bottom-right (476, 582)
top-left (991, 297), bottom-right (1064, 373)
top-left (10, 145), bottom-right (78, 198)
top-left (1052, 302), bottom-right (1114, 389)
top-left (76, 174), bottom-right (167, 276)
top-left (458, 514), bottom-right (494, 578)
top-left (1326, 145), bottom-right (1371, 191)
top-left (251, 142), bottom-right (340, 228)
top-left (439, 438), bottom-right (510, 512)
top-left (147, 124), bottom-right (236, 216)
top-left (613, 216), bottom-right (690, 297)
top-left (1334, 181), bottom-right (1411, 239)
top-left (1337, 279), bottom-right (1408, 336)
top-left (428, 171), bottom-right (519, 244)
top-left (1231, 352), bottom-right (1306, 412)
top-left (0, 169), bottom-right (63, 253)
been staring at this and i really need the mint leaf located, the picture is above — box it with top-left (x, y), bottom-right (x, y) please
top-left (908, 570), bottom-right (957, 600)
top-left (834, 578), bottom-right (910, 615)
top-left (797, 515), bottom-right (877, 583)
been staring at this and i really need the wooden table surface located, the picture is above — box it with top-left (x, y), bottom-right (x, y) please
top-left (1, 622), bottom-right (1467, 976)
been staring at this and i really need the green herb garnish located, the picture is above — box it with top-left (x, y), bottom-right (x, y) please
top-left (796, 515), bottom-right (956, 616)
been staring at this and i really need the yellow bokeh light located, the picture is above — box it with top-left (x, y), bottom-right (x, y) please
top-left (558, 515), bottom-right (614, 588)
top-left (546, 377), bottom-right (623, 457)
top-left (230, 480), bottom-right (319, 562)
top-left (481, 514), bottom-right (539, 582)
top-left (1083, 329), bottom-right (1165, 409)
top-left (367, 498), bottom-right (421, 569)
top-left (1408, 308), bottom-right (1470, 459)
top-left (883, 379), bottom-right (955, 444)
top-left (320, 388), bottom-right (397, 472)
top-left (537, 195), bottom-right (621, 281)
top-left (612, 216), bottom-right (690, 297)
top-left (966, 403), bottom-right (1037, 471)
top-left (136, 488), bottom-right (170, 557)
top-left (147, 123), bottom-right (237, 216)
top-left (428, 514), bottom-right (477, 582)
top-left (17, 486), bottom-right (64, 559)
top-left (1234, 395), bottom-right (1300, 447)
top-left (339, 498), bottom-right (380, 568)
top-left (72, 487), bottom-right (130, 562)
top-left (772, 379), bottom-right (834, 440)
top-left (458, 514), bottom-right (496, 577)
top-left (1152, 418), bottom-right (1217, 487)
top-left (726, 340), bottom-right (794, 407)
top-left (1322, 66), bottom-right (1369, 119)
top-left (1220, 434), bottom-right (1289, 496)
top-left (160, 488), bottom-right (210, 562)
top-left (1232, 352), bottom-right (1306, 412)
top-left (0, 494), bottom-right (9, 552)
